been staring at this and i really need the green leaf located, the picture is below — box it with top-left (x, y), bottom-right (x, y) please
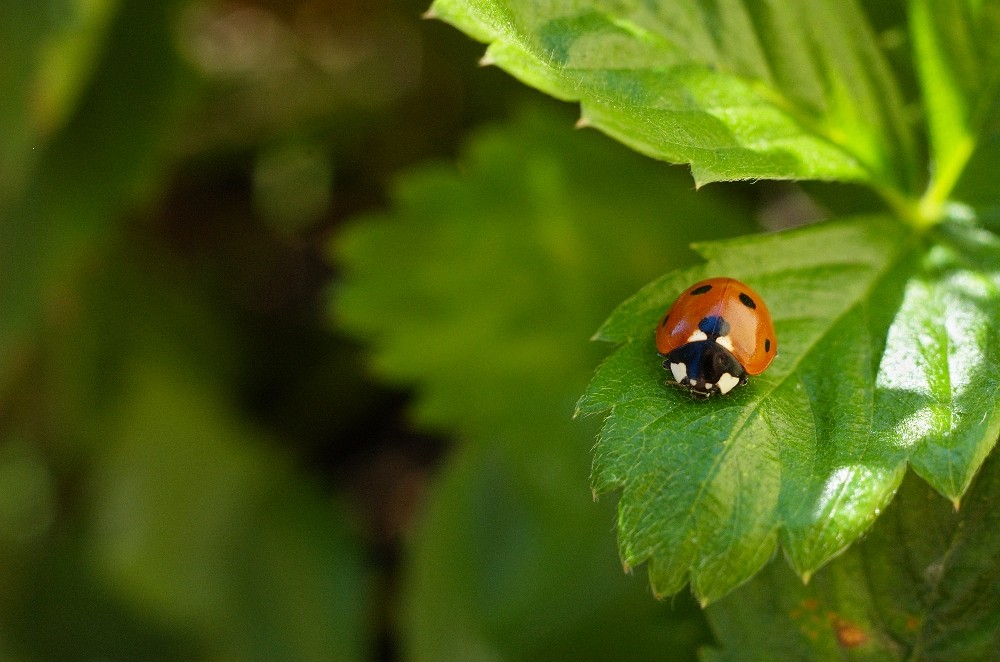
top-left (334, 107), bottom-right (758, 659)
top-left (875, 223), bottom-right (1000, 502)
top-left (335, 107), bottom-right (755, 441)
top-left (910, 0), bottom-right (1000, 215)
top-left (579, 215), bottom-right (1000, 604)
top-left (430, 0), bottom-right (918, 192)
top-left (704, 443), bottom-right (1000, 660)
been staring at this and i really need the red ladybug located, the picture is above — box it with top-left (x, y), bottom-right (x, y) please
top-left (656, 277), bottom-right (776, 398)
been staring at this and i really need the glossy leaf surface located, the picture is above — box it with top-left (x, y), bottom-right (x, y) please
top-left (705, 448), bottom-right (1000, 660)
top-left (579, 216), bottom-right (1000, 604)
top-left (430, 0), bottom-right (918, 191)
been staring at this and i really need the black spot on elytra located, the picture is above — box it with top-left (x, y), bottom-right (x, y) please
top-left (690, 284), bottom-right (712, 295)
top-left (699, 315), bottom-right (730, 337)
top-left (739, 292), bottom-right (756, 309)
top-left (765, 338), bottom-right (771, 352)
top-left (660, 314), bottom-right (670, 328)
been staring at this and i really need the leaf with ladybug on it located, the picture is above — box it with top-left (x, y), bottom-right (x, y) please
top-left (434, 0), bottom-right (1000, 611)
top-left (578, 214), bottom-right (1000, 605)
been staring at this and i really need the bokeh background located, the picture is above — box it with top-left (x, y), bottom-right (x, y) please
top-left (0, 1), bottom-right (829, 659)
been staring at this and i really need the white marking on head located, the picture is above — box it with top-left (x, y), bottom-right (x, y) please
top-left (717, 372), bottom-right (740, 394)
top-left (716, 335), bottom-right (733, 351)
top-left (669, 362), bottom-right (687, 383)
top-left (705, 383), bottom-right (713, 389)
top-left (686, 330), bottom-right (708, 342)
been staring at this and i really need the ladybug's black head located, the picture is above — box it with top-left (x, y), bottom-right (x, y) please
top-left (663, 340), bottom-right (747, 398)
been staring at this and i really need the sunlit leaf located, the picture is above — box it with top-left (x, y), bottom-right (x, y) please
top-left (431, 0), bottom-right (918, 192)
top-left (579, 215), bottom-right (1000, 604)
top-left (874, 223), bottom-right (1000, 501)
top-left (704, 447), bottom-right (1000, 660)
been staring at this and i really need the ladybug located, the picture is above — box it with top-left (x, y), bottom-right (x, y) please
top-left (656, 277), bottom-right (776, 398)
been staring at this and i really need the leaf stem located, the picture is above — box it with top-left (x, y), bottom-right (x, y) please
top-left (914, 134), bottom-right (976, 228)
top-left (748, 82), bottom-right (927, 229)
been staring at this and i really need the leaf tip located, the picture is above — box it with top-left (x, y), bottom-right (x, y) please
top-left (589, 323), bottom-right (615, 342)
top-left (952, 497), bottom-right (961, 512)
top-left (478, 52), bottom-right (495, 67)
top-left (698, 596), bottom-right (712, 609)
top-left (801, 570), bottom-right (812, 585)
top-left (574, 392), bottom-right (595, 418)
top-left (575, 115), bottom-right (591, 130)
top-left (691, 168), bottom-right (713, 190)
top-left (420, 5), bottom-right (438, 20)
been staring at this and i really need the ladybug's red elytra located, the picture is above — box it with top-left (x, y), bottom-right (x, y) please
top-left (655, 277), bottom-right (776, 398)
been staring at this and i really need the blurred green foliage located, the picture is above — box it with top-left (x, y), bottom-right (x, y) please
top-left (0, 0), bottom-right (508, 658)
